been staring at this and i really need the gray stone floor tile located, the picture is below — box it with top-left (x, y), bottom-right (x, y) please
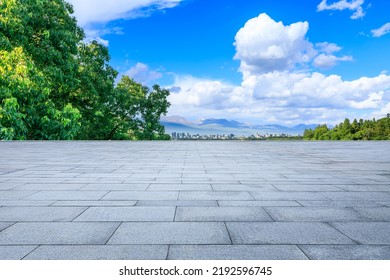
top-left (14, 183), bottom-right (86, 191)
top-left (353, 208), bottom-right (390, 221)
top-left (226, 222), bottom-right (355, 244)
top-left (136, 200), bottom-right (218, 206)
top-left (272, 185), bottom-right (342, 192)
top-left (298, 200), bottom-right (383, 207)
top-left (148, 184), bottom-right (212, 191)
top-left (250, 192), bottom-right (328, 201)
top-left (264, 207), bottom-right (368, 222)
top-left (212, 184), bottom-right (277, 192)
top-left (218, 200), bottom-right (301, 207)
top-left (74, 206), bottom-right (175, 221)
top-left (299, 245), bottom-right (390, 260)
top-left (107, 222), bottom-right (231, 245)
top-left (0, 191), bottom-right (38, 200)
top-left (24, 245), bottom-right (168, 260)
top-left (102, 191), bottom-right (179, 201)
top-left (168, 245), bottom-right (308, 260)
top-left (52, 201), bottom-right (137, 207)
top-left (332, 222), bottom-right (390, 244)
top-left (0, 207), bottom-right (87, 222)
top-left (25, 191), bottom-right (108, 200)
top-left (80, 184), bottom-right (149, 191)
top-left (335, 185), bottom-right (390, 192)
top-left (1, 141), bottom-right (390, 259)
top-left (179, 191), bottom-right (253, 200)
top-left (0, 222), bottom-right (120, 245)
top-left (0, 245), bottom-right (37, 260)
top-left (322, 192), bottom-right (390, 201)
top-left (64, 178), bottom-right (112, 184)
top-left (0, 200), bottom-right (55, 206)
top-left (175, 207), bottom-right (273, 221)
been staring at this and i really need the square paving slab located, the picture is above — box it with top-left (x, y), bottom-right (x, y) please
top-left (0, 207), bottom-right (87, 222)
top-left (74, 206), bottom-right (176, 222)
top-left (0, 222), bottom-right (119, 245)
top-left (226, 222), bottom-right (356, 245)
top-left (299, 245), bottom-right (390, 260)
top-left (107, 222), bottom-right (231, 245)
top-left (331, 222), bottom-right (390, 244)
top-left (23, 245), bottom-right (169, 260)
top-left (175, 206), bottom-right (273, 222)
top-left (264, 207), bottom-right (369, 222)
top-left (168, 245), bottom-right (308, 260)
top-left (0, 141), bottom-right (389, 259)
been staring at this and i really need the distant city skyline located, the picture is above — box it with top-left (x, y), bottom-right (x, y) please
top-left (170, 131), bottom-right (294, 140)
top-left (68, 0), bottom-right (390, 125)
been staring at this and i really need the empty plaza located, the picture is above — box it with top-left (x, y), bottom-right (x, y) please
top-left (0, 141), bottom-right (390, 260)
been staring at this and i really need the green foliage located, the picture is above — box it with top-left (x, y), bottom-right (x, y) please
top-left (303, 116), bottom-right (390, 140)
top-left (0, 97), bottom-right (27, 140)
top-left (0, 47), bottom-right (81, 140)
top-left (74, 41), bottom-right (118, 139)
top-left (137, 84), bottom-right (171, 140)
top-left (108, 77), bottom-right (170, 140)
top-left (1, 0), bottom-right (171, 140)
top-left (1, 0), bottom-right (84, 105)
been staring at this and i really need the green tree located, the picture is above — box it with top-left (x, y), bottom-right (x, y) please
top-left (137, 84), bottom-right (171, 140)
top-left (304, 115), bottom-right (390, 141)
top-left (0, 47), bottom-right (81, 140)
top-left (107, 76), bottom-right (145, 140)
top-left (109, 77), bottom-right (171, 140)
top-left (1, 0), bottom-right (84, 106)
top-left (74, 41), bottom-right (118, 139)
top-left (0, 97), bottom-right (27, 140)
top-left (1, 0), bottom-right (83, 139)
top-left (303, 128), bottom-right (314, 140)
top-left (1, 0), bottom-right (171, 140)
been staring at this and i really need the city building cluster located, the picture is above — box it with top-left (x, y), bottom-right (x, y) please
top-left (171, 132), bottom-right (295, 140)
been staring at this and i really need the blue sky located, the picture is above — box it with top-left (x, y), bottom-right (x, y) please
top-left (68, 0), bottom-right (390, 125)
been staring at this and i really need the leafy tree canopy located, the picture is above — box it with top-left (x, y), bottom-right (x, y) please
top-left (1, 0), bottom-right (171, 140)
top-left (303, 115), bottom-right (390, 140)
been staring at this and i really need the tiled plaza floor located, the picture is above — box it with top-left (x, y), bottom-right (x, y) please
top-left (0, 141), bottom-right (389, 260)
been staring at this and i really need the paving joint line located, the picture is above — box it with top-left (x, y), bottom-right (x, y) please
top-left (104, 222), bottom-right (123, 245)
top-left (223, 222), bottom-right (233, 245)
top-left (324, 222), bottom-right (360, 245)
top-left (71, 207), bottom-right (91, 222)
top-left (21, 245), bottom-right (40, 260)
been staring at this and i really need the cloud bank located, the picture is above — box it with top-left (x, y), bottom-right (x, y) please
top-left (167, 13), bottom-right (390, 125)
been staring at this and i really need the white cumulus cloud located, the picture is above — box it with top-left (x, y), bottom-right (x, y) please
top-left (124, 63), bottom-right (162, 84)
top-left (233, 14), bottom-right (352, 74)
top-left (371, 23), bottom-right (390, 37)
top-left (234, 13), bottom-right (315, 74)
top-left (317, 0), bottom-right (365, 19)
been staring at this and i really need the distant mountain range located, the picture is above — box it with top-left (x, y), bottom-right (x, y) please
top-left (160, 116), bottom-right (318, 136)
